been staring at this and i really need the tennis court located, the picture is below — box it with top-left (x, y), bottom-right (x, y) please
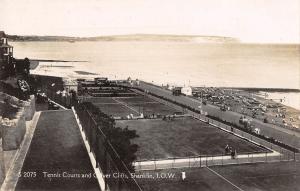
top-left (136, 161), bottom-right (300, 191)
top-left (89, 95), bottom-right (180, 118)
top-left (115, 96), bottom-right (180, 116)
top-left (116, 117), bottom-right (269, 160)
top-left (86, 97), bottom-right (139, 118)
top-left (209, 161), bottom-right (300, 191)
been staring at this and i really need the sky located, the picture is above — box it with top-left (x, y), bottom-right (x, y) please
top-left (0, 0), bottom-right (299, 43)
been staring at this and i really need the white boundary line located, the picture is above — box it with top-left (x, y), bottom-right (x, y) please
top-left (112, 98), bottom-right (140, 114)
top-left (131, 89), bottom-right (182, 112)
top-left (193, 115), bottom-right (283, 156)
top-left (1, 112), bottom-right (41, 191)
top-left (133, 150), bottom-right (281, 171)
top-left (132, 116), bottom-right (281, 171)
top-left (71, 107), bottom-right (107, 191)
top-left (199, 116), bottom-right (268, 150)
top-left (206, 166), bottom-right (244, 191)
top-left (94, 103), bottom-right (124, 105)
top-left (48, 99), bottom-right (68, 110)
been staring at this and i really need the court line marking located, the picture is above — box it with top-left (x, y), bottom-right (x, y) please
top-left (206, 166), bottom-right (244, 191)
top-left (244, 173), bottom-right (300, 179)
top-left (48, 99), bottom-right (68, 110)
top-left (94, 101), bottom-right (160, 105)
top-left (112, 98), bottom-right (140, 114)
top-left (132, 89), bottom-right (181, 111)
top-left (128, 101), bottom-right (160, 104)
top-left (93, 102), bottom-right (122, 105)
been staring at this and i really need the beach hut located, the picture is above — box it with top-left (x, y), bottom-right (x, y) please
top-left (135, 79), bottom-right (140, 86)
top-left (181, 86), bottom-right (192, 96)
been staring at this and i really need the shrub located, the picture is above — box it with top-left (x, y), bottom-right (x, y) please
top-left (79, 102), bottom-right (139, 171)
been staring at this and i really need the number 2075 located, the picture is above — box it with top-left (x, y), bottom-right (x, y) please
top-left (19, 172), bottom-right (37, 178)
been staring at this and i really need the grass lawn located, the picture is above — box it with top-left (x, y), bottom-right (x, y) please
top-left (95, 103), bottom-right (139, 117)
top-left (16, 110), bottom-right (99, 191)
top-left (116, 96), bottom-right (157, 104)
top-left (91, 95), bottom-right (179, 117)
top-left (130, 102), bottom-right (179, 116)
top-left (212, 161), bottom-right (300, 191)
top-left (135, 166), bottom-right (239, 191)
top-left (136, 161), bottom-right (300, 191)
top-left (116, 117), bottom-right (268, 160)
top-left (85, 97), bottom-right (119, 104)
top-left (116, 96), bottom-right (179, 116)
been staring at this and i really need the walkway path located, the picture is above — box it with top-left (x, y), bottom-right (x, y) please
top-left (14, 110), bottom-right (100, 191)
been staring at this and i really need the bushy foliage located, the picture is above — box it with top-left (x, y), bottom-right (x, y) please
top-left (0, 100), bottom-right (20, 119)
top-left (79, 102), bottom-right (139, 171)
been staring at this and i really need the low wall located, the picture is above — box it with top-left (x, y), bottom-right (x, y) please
top-left (1, 95), bottom-right (35, 151)
top-left (24, 95), bottom-right (36, 121)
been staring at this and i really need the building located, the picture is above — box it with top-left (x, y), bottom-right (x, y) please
top-left (95, 77), bottom-right (108, 85)
top-left (172, 87), bottom-right (182, 96)
top-left (0, 31), bottom-right (14, 79)
top-left (181, 86), bottom-right (192, 96)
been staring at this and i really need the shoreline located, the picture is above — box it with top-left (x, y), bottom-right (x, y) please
top-left (221, 87), bottom-right (300, 93)
top-left (147, 81), bottom-right (300, 93)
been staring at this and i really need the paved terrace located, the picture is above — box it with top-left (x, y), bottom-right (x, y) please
top-left (2, 110), bottom-right (100, 191)
top-left (133, 82), bottom-right (300, 149)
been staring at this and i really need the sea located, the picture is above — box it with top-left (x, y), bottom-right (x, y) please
top-left (11, 41), bottom-right (300, 109)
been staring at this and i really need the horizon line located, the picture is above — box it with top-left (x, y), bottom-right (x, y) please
top-left (6, 32), bottom-right (300, 45)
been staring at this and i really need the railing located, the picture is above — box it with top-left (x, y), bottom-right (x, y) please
top-left (74, 104), bottom-right (142, 191)
top-left (191, 112), bottom-right (299, 155)
top-left (46, 87), bottom-right (299, 185)
top-left (47, 90), bottom-right (75, 109)
top-left (129, 86), bottom-right (299, 153)
top-left (134, 149), bottom-right (298, 171)
top-left (47, 88), bottom-right (143, 190)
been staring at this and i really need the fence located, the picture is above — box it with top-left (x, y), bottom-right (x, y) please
top-left (131, 89), bottom-right (186, 113)
top-left (131, 86), bottom-right (299, 150)
top-left (188, 111), bottom-right (299, 158)
top-left (46, 90), bottom-right (76, 109)
top-left (47, 87), bottom-right (299, 173)
top-left (134, 149), bottom-right (298, 171)
top-left (74, 104), bottom-right (142, 191)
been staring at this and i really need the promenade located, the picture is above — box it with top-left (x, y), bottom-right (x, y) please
top-left (8, 110), bottom-right (99, 191)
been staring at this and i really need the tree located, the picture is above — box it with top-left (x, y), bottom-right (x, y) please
top-left (80, 102), bottom-right (139, 172)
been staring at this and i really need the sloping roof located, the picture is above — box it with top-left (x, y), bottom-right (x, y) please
top-left (0, 31), bottom-right (6, 38)
top-left (173, 87), bottom-right (182, 90)
top-left (181, 86), bottom-right (192, 90)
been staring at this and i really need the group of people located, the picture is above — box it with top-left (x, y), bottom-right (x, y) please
top-left (162, 115), bottom-right (175, 121)
top-left (225, 144), bottom-right (237, 159)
